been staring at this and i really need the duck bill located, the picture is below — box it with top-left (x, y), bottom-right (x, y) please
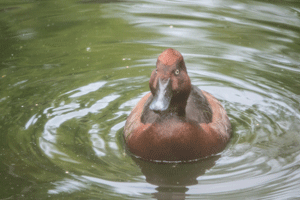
top-left (150, 78), bottom-right (172, 112)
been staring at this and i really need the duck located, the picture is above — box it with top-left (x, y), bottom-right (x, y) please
top-left (124, 48), bottom-right (231, 162)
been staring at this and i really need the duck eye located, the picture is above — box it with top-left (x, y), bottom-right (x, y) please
top-left (175, 69), bottom-right (180, 75)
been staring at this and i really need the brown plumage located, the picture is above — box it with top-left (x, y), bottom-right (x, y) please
top-left (124, 48), bottom-right (231, 162)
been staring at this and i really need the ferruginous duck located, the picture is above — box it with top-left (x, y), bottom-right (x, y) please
top-left (124, 48), bottom-right (231, 162)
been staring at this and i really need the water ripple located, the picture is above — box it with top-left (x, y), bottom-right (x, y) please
top-left (16, 0), bottom-right (300, 199)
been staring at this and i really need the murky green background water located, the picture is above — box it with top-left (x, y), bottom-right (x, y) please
top-left (1, 0), bottom-right (300, 199)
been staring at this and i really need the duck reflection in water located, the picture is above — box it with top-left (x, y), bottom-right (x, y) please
top-left (130, 155), bottom-right (220, 200)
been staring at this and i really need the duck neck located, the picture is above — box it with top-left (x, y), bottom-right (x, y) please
top-left (167, 99), bottom-right (187, 117)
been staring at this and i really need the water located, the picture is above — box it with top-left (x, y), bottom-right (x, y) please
top-left (0, 0), bottom-right (300, 199)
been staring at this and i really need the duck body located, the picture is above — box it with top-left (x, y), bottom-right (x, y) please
top-left (124, 48), bottom-right (231, 162)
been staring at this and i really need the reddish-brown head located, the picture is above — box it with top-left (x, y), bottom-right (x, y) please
top-left (149, 48), bottom-right (191, 114)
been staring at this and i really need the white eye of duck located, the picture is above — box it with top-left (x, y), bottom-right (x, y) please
top-left (175, 69), bottom-right (180, 75)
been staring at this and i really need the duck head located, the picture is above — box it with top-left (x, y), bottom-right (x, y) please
top-left (149, 48), bottom-right (191, 115)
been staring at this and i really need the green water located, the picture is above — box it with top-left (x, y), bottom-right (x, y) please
top-left (1, 0), bottom-right (300, 199)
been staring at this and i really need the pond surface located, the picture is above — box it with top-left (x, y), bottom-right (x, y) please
top-left (1, 0), bottom-right (300, 199)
